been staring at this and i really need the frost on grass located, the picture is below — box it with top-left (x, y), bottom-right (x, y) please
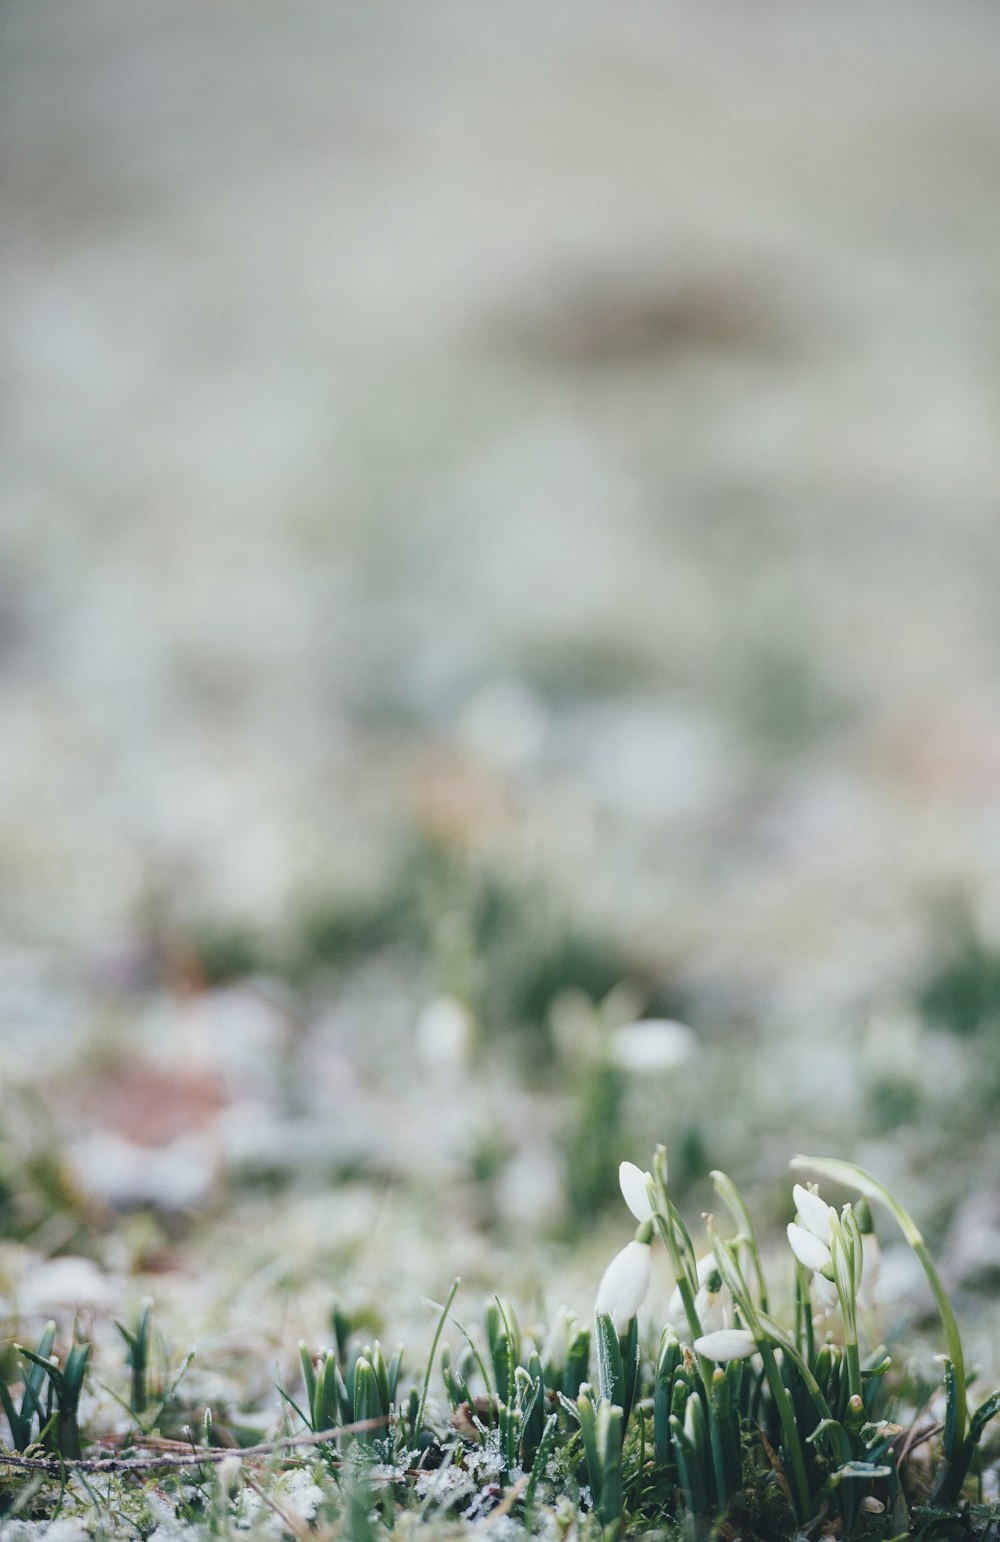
top-left (1, 1525), bottom-right (92, 1542)
top-left (4, 1145), bottom-right (1000, 1540)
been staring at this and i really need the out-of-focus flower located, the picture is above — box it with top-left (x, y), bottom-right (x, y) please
top-left (694, 1328), bottom-right (757, 1361)
top-left (610, 1020), bottom-right (695, 1074)
top-left (595, 1239), bottom-right (651, 1333)
top-left (619, 1160), bottom-right (654, 1222)
top-left (414, 996), bottom-right (476, 1070)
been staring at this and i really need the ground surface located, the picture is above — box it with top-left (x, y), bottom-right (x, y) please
top-left (2, 4), bottom-right (1000, 1533)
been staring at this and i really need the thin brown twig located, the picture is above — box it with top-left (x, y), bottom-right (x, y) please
top-left (243, 1470), bottom-right (321, 1542)
top-left (0, 1416), bottom-right (389, 1477)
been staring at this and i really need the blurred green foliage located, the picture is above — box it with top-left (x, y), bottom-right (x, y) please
top-left (249, 836), bottom-right (677, 1064)
top-left (561, 1059), bottom-right (627, 1225)
top-left (919, 918), bottom-right (1000, 1038)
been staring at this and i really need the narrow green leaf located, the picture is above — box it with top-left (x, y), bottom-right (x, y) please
top-left (594, 1311), bottom-right (624, 1409)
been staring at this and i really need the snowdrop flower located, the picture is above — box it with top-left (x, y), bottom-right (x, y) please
top-left (665, 1252), bottom-right (714, 1326)
top-left (787, 1222), bottom-right (832, 1274)
top-left (667, 1254), bottom-right (732, 1338)
top-left (595, 1239), bottom-right (651, 1333)
top-left (694, 1328), bottom-right (757, 1362)
top-left (668, 1253), bottom-right (714, 1322)
top-left (618, 1161), bottom-right (654, 1223)
top-left (695, 1270), bottom-right (730, 1334)
top-left (787, 1183), bottom-right (836, 1275)
top-left (794, 1183), bottom-right (837, 1245)
top-left (611, 1020), bottom-right (695, 1074)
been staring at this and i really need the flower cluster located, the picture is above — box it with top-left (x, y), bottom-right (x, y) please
top-left (594, 1158), bottom-right (881, 1360)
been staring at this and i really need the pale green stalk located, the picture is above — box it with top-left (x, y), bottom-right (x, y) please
top-left (414, 1278), bottom-right (460, 1444)
top-left (828, 1214), bottom-right (861, 1403)
top-left (711, 1169), bottom-right (769, 1312)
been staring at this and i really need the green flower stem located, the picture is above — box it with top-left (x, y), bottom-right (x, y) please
top-left (651, 1157), bottom-right (728, 1510)
top-left (415, 1277), bottom-right (460, 1444)
top-left (651, 1206), bottom-right (702, 1345)
top-left (794, 1265), bottom-right (815, 1369)
top-left (828, 1214), bottom-right (862, 1404)
top-left (758, 1340), bottom-right (811, 1517)
top-left (706, 1225), bottom-right (811, 1517)
top-left (757, 1312), bottom-right (851, 1466)
top-left (650, 1206), bottom-right (729, 1503)
top-left (843, 1334), bottom-right (862, 1405)
top-left (793, 1156), bottom-right (967, 1453)
top-left (710, 1169), bottom-right (770, 1313)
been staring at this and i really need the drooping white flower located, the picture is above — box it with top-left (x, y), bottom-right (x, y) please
top-left (611, 1020), bottom-right (695, 1074)
top-left (787, 1221), bottom-right (833, 1274)
top-left (595, 1239), bottom-right (651, 1333)
top-left (667, 1254), bottom-right (716, 1331)
top-left (788, 1183), bottom-right (838, 1282)
top-left (667, 1254), bottom-right (733, 1340)
top-left (694, 1328), bottom-right (757, 1362)
top-left (694, 1276), bottom-right (729, 1334)
top-left (619, 1161), bottom-right (654, 1222)
top-left (793, 1183), bottom-right (836, 1243)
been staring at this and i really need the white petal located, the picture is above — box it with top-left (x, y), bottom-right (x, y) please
top-left (793, 1184), bottom-right (835, 1243)
top-left (787, 1222), bottom-right (832, 1273)
top-left (694, 1284), bottom-right (728, 1334)
top-left (619, 1162), bottom-right (654, 1222)
top-left (694, 1328), bottom-right (757, 1361)
top-left (667, 1255), bottom-right (717, 1334)
top-left (595, 1240), bottom-right (651, 1333)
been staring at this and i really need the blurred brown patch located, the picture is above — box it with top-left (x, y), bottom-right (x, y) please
top-left (487, 264), bottom-right (791, 371)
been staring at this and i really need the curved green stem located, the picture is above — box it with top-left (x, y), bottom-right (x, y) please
top-left (792, 1155), bottom-right (967, 1453)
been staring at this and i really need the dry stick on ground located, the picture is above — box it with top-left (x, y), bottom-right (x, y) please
top-left (243, 1471), bottom-right (321, 1542)
top-left (0, 1417), bottom-right (390, 1476)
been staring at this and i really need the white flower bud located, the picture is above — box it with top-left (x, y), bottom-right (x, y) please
top-left (787, 1221), bottom-right (833, 1273)
top-left (694, 1328), bottom-right (757, 1362)
top-left (618, 1161), bottom-right (654, 1222)
top-left (595, 1239), bottom-right (651, 1333)
top-left (793, 1183), bottom-right (835, 1243)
